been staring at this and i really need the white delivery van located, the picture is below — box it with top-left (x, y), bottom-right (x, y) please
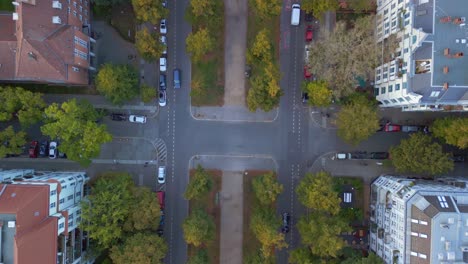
top-left (291, 4), bottom-right (301, 26)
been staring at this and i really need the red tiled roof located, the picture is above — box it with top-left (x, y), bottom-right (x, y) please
top-left (0, 14), bottom-right (17, 79)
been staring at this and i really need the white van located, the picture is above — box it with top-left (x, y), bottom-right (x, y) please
top-left (291, 4), bottom-right (301, 26)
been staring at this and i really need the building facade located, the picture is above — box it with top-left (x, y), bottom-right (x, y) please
top-left (374, 0), bottom-right (468, 111)
top-left (0, 169), bottom-right (93, 264)
top-left (370, 175), bottom-right (468, 263)
top-left (0, 0), bottom-right (96, 85)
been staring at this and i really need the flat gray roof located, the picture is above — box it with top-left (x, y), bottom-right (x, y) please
top-left (0, 214), bottom-right (17, 264)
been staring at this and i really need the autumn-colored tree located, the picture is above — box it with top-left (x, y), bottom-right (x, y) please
top-left (303, 80), bottom-right (333, 107)
top-left (247, 61), bottom-right (282, 112)
top-left (431, 117), bottom-right (468, 149)
top-left (131, 0), bottom-right (168, 24)
top-left (123, 187), bottom-right (161, 231)
top-left (140, 84), bottom-right (156, 103)
top-left (187, 249), bottom-right (209, 264)
top-left (0, 126), bottom-right (27, 158)
top-left (186, 28), bottom-right (215, 62)
top-left (110, 232), bottom-right (167, 264)
top-left (190, 0), bottom-right (216, 17)
top-left (247, 28), bottom-right (272, 65)
top-left (302, 0), bottom-right (339, 18)
top-left (296, 171), bottom-right (341, 215)
top-left (390, 133), bottom-right (454, 176)
top-left (252, 171), bottom-right (283, 205)
top-left (0, 86), bottom-right (46, 127)
top-left (250, 207), bottom-right (287, 258)
top-left (251, 0), bottom-right (281, 20)
top-left (184, 165), bottom-right (213, 200)
top-left (347, 0), bottom-right (375, 11)
top-left (135, 28), bottom-right (163, 61)
top-left (288, 248), bottom-right (316, 264)
top-left (96, 64), bottom-right (139, 105)
top-left (183, 209), bottom-right (215, 247)
top-left (190, 75), bottom-right (205, 98)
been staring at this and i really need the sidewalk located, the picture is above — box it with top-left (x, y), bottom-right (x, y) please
top-left (191, 106), bottom-right (278, 122)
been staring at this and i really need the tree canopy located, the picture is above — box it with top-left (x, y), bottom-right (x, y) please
top-left (289, 247), bottom-right (316, 264)
top-left (306, 15), bottom-right (379, 98)
top-left (336, 94), bottom-right (380, 145)
top-left (431, 117), bottom-right (468, 149)
top-left (140, 83), bottom-right (156, 103)
top-left (187, 249), bottom-right (209, 264)
top-left (302, 0), bottom-right (339, 19)
top-left (96, 64), bottom-right (139, 105)
top-left (81, 172), bottom-right (134, 249)
top-left (0, 126), bottom-right (27, 158)
top-left (247, 61), bottom-right (282, 112)
top-left (183, 209), bottom-right (215, 247)
top-left (250, 0), bottom-right (282, 20)
top-left (296, 171), bottom-right (341, 215)
top-left (0, 86), bottom-right (46, 127)
top-left (123, 187), bottom-right (161, 232)
top-left (186, 28), bottom-right (215, 63)
top-left (252, 171), bottom-right (283, 205)
top-left (184, 164), bottom-right (213, 200)
top-left (247, 28), bottom-right (272, 66)
top-left (131, 0), bottom-right (168, 24)
top-left (41, 99), bottom-right (112, 165)
top-left (250, 207), bottom-right (287, 258)
top-left (110, 232), bottom-right (167, 264)
top-left (91, 0), bottom-right (128, 7)
top-left (135, 28), bottom-right (163, 61)
top-left (390, 133), bottom-right (454, 176)
top-left (303, 80), bottom-right (333, 107)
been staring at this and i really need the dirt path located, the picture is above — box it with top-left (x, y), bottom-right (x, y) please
top-left (223, 0), bottom-right (247, 106)
top-left (219, 171), bottom-right (243, 264)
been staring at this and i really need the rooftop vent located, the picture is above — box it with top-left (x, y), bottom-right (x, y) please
top-left (52, 16), bottom-right (61, 24)
top-left (12, 12), bottom-right (18, 20)
top-left (27, 51), bottom-right (37, 60)
top-left (52, 1), bottom-right (62, 9)
top-left (443, 66), bottom-right (449, 74)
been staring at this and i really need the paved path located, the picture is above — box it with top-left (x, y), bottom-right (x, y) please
top-left (223, 0), bottom-right (247, 106)
top-left (219, 171), bottom-right (243, 264)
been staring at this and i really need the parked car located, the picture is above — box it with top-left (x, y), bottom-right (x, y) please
top-left (160, 57), bottom-right (167, 72)
top-left (369, 152), bottom-right (389, 160)
top-left (384, 123), bottom-right (401, 132)
top-left (29, 141), bottom-right (39, 158)
top-left (159, 212), bottom-right (165, 227)
top-left (281, 212), bottom-right (290, 233)
top-left (156, 191), bottom-right (165, 209)
top-left (335, 153), bottom-right (350, 160)
top-left (158, 166), bottom-right (166, 184)
top-left (173, 69), bottom-right (181, 89)
top-left (162, 0), bottom-right (167, 7)
top-left (160, 35), bottom-right (167, 54)
top-left (39, 140), bottom-right (48, 157)
top-left (305, 25), bottom-right (313, 42)
top-left (49, 141), bottom-right (58, 159)
top-left (129, 115), bottom-right (147, 124)
top-left (159, 74), bottom-right (167, 90)
top-left (157, 228), bottom-right (164, 236)
top-left (450, 154), bottom-right (466, 162)
top-left (304, 66), bottom-right (312, 79)
top-left (111, 113), bottom-right (126, 121)
top-left (401, 125), bottom-right (422, 133)
top-left (302, 92), bottom-right (309, 104)
top-left (160, 19), bottom-right (167, 34)
top-left (353, 229), bottom-right (367, 238)
top-left (159, 90), bottom-right (167, 107)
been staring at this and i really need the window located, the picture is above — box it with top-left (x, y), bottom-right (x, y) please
top-left (79, 6), bottom-right (82, 12)
top-left (79, 14), bottom-right (82, 21)
top-left (374, 88), bottom-right (380, 95)
top-left (391, 99), bottom-right (398, 103)
top-left (388, 85), bottom-right (393, 92)
top-left (381, 87), bottom-right (386, 94)
top-left (398, 98), bottom-right (404, 102)
top-left (391, 20), bottom-right (397, 27)
top-left (74, 48), bottom-right (88, 60)
top-left (383, 100), bottom-right (390, 104)
top-left (51, 190), bottom-right (57, 195)
top-left (72, 66), bottom-right (80, 72)
top-left (70, 182), bottom-right (75, 186)
top-left (73, 10), bottom-right (77, 16)
top-left (405, 96), bottom-right (412, 101)
top-left (68, 195), bottom-right (74, 201)
top-left (405, 20), bottom-right (410, 26)
top-left (76, 209), bottom-right (81, 215)
top-left (60, 198), bottom-right (65, 204)
top-left (430, 91), bottom-right (440, 97)
top-left (383, 73), bottom-right (388, 79)
top-left (412, 35), bottom-right (417, 44)
top-left (85, 10), bottom-right (88, 16)
top-left (404, 48), bottom-right (409, 53)
top-left (420, 233), bottom-right (427, 238)
top-left (73, 1), bottom-right (76, 7)
top-left (50, 202), bottom-right (56, 208)
top-left (77, 216), bottom-right (82, 222)
top-left (403, 82), bottom-right (407, 89)
top-left (68, 7), bottom-right (70, 14)
top-left (62, 185), bottom-right (67, 189)
top-left (395, 84), bottom-right (401, 90)
top-left (384, 9), bottom-right (389, 15)
top-left (77, 191), bottom-right (81, 196)
top-left (59, 223), bottom-right (64, 229)
top-left (419, 254), bottom-right (427, 259)
top-left (411, 232), bottom-right (418, 236)
top-left (410, 252), bottom-right (418, 256)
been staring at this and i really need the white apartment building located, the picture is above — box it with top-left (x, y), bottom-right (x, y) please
top-left (374, 0), bottom-right (468, 111)
top-left (370, 175), bottom-right (468, 264)
top-left (0, 169), bottom-right (92, 264)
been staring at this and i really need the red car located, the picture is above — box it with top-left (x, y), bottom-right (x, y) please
top-left (29, 141), bottom-right (39, 158)
top-left (384, 123), bottom-right (401, 132)
top-left (305, 26), bottom-right (313, 42)
top-left (156, 191), bottom-right (165, 209)
top-left (304, 66), bottom-right (312, 79)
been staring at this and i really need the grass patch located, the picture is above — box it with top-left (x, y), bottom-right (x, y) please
top-left (0, 82), bottom-right (98, 95)
top-left (110, 4), bottom-right (136, 43)
top-left (242, 170), bottom-right (272, 262)
top-left (188, 169), bottom-right (222, 263)
top-left (0, 1), bottom-right (14, 11)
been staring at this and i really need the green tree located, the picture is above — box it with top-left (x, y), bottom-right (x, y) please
top-left (297, 214), bottom-right (348, 258)
top-left (390, 133), bottom-right (454, 176)
top-left (347, 0), bottom-right (375, 11)
top-left (250, 207), bottom-right (287, 258)
top-left (432, 117), bottom-right (468, 149)
top-left (302, 0), bottom-right (339, 18)
top-left (247, 28), bottom-right (272, 64)
top-left (247, 61), bottom-right (282, 112)
top-left (0, 126), bottom-right (27, 158)
top-left (336, 96), bottom-right (380, 145)
top-left (110, 232), bottom-right (167, 264)
top-left (303, 80), bottom-right (333, 107)
top-left (124, 187), bottom-right (161, 231)
top-left (96, 64), bottom-right (139, 105)
top-left (183, 209), bottom-right (215, 247)
top-left (187, 249), bottom-right (208, 264)
top-left (81, 172), bottom-right (134, 248)
top-left (296, 171), bottom-right (341, 215)
top-left (135, 28), bottom-right (163, 61)
top-left (288, 248), bottom-right (315, 264)
top-left (186, 28), bottom-right (215, 63)
top-left (132, 0), bottom-right (168, 24)
top-left (91, 0), bottom-right (128, 7)
top-left (140, 83), bottom-right (156, 103)
top-left (252, 171), bottom-right (283, 205)
top-left (41, 99), bottom-right (112, 166)
top-left (184, 165), bottom-right (213, 200)
top-left (0, 86), bottom-right (45, 127)
top-left (251, 0), bottom-right (281, 19)
top-left (190, 0), bottom-right (216, 17)
top-left (360, 252), bottom-right (384, 264)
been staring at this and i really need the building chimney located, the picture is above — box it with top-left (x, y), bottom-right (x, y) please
top-left (443, 66), bottom-right (449, 74)
top-left (444, 48), bottom-right (450, 57)
top-left (444, 83), bottom-right (449, 90)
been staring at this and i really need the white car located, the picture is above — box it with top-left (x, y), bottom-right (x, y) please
top-left (160, 19), bottom-right (167, 34)
top-left (158, 166), bottom-right (166, 184)
top-left (160, 35), bottom-right (167, 54)
top-left (160, 58), bottom-right (167, 72)
top-left (129, 115), bottom-right (147, 124)
top-left (49, 141), bottom-right (57, 159)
